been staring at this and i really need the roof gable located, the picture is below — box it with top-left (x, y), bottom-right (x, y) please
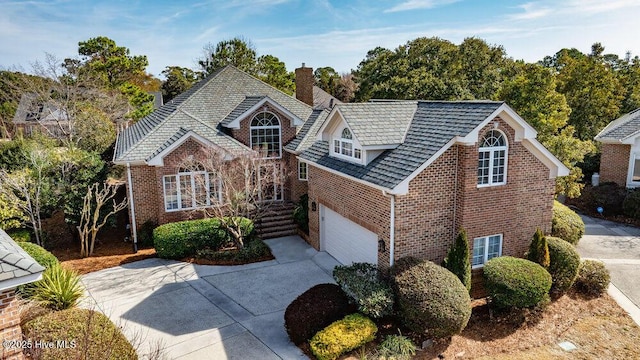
top-left (220, 96), bottom-right (305, 129)
top-left (0, 229), bottom-right (45, 291)
top-left (595, 108), bottom-right (640, 143)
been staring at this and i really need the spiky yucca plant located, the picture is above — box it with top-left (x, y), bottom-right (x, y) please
top-left (28, 264), bottom-right (84, 310)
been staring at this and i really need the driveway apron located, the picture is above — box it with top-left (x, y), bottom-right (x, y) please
top-left (81, 236), bottom-right (339, 359)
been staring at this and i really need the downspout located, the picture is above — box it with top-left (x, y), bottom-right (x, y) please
top-left (126, 163), bottom-right (138, 252)
top-left (453, 145), bottom-right (458, 238)
top-left (383, 190), bottom-right (396, 267)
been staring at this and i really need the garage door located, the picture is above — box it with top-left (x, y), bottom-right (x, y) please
top-left (321, 205), bottom-right (378, 265)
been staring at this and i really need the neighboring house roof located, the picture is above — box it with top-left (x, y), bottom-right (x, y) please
top-left (300, 100), bottom-right (569, 194)
top-left (13, 93), bottom-right (69, 125)
top-left (595, 108), bottom-right (640, 143)
top-left (114, 65), bottom-right (314, 164)
top-left (0, 229), bottom-right (45, 291)
top-left (313, 86), bottom-right (341, 110)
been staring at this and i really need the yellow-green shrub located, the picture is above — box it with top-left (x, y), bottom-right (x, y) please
top-left (551, 201), bottom-right (585, 245)
top-left (310, 313), bottom-right (377, 360)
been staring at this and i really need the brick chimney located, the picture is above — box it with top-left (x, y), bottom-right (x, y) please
top-left (295, 63), bottom-right (314, 107)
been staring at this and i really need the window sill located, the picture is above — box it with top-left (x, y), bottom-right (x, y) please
top-left (476, 182), bottom-right (507, 189)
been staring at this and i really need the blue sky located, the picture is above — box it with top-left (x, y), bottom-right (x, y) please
top-left (2, 0), bottom-right (640, 78)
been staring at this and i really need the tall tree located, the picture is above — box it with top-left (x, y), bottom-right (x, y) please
top-left (161, 66), bottom-right (198, 103)
top-left (256, 55), bottom-right (295, 95)
top-left (314, 67), bottom-right (341, 94)
top-left (198, 37), bottom-right (257, 76)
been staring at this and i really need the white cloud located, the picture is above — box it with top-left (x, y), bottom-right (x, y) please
top-left (385, 0), bottom-right (460, 13)
top-left (509, 2), bottom-right (551, 20)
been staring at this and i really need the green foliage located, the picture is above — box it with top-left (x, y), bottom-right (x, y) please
top-left (483, 256), bottom-right (552, 309)
top-left (195, 238), bottom-right (272, 263)
top-left (161, 66), bottom-right (198, 102)
top-left (392, 257), bottom-right (471, 338)
top-left (309, 313), bottom-right (377, 360)
top-left (332, 262), bottom-right (394, 319)
top-left (119, 82), bottom-right (154, 121)
top-left (199, 37), bottom-right (257, 75)
top-left (314, 67), bottom-right (341, 95)
top-left (442, 229), bottom-right (472, 293)
top-left (623, 189), bottom-right (640, 219)
top-left (544, 127), bottom-right (595, 198)
top-left (551, 201), bottom-right (585, 245)
top-left (293, 194), bottom-right (309, 234)
top-left (7, 228), bottom-right (31, 242)
top-left (17, 241), bottom-right (59, 269)
top-left (26, 264), bottom-right (84, 310)
top-left (546, 236), bottom-right (581, 295)
top-left (74, 103), bottom-right (116, 153)
top-left (284, 283), bottom-right (356, 345)
top-left (378, 333), bottom-right (417, 360)
top-left (153, 218), bottom-right (229, 259)
top-left (0, 192), bottom-right (27, 230)
top-left (137, 220), bottom-right (157, 247)
top-left (0, 138), bottom-right (29, 171)
top-left (256, 54), bottom-right (295, 95)
top-left (575, 260), bottom-right (611, 296)
top-left (527, 228), bottom-right (550, 268)
top-left (23, 308), bottom-right (137, 360)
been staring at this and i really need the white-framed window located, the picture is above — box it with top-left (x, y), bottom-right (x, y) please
top-left (477, 129), bottom-right (507, 186)
top-left (333, 128), bottom-right (362, 160)
top-left (472, 234), bottom-right (503, 268)
top-left (250, 111), bottom-right (281, 159)
top-left (631, 153), bottom-right (640, 183)
top-left (298, 160), bottom-right (308, 181)
top-left (163, 171), bottom-right (221, 212)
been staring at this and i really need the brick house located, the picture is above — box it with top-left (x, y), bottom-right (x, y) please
top-left (595, 108), bottom-right (640, 187)
top-left (0, 229), bottom-right (45, 360)
top-left (114, 65), bottom-right (568, 272)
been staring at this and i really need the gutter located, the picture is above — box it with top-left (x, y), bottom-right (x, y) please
top-left (383, 190), bottom-right (396, 267)
top-left (126, 163), bottom-right (138, 252)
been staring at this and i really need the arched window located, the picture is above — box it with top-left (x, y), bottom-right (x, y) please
top-left (250, 111), bottom-right (281, 158)
top-left (477, 129), bottom-right (507, 186)
top-left (333, 127), bottom-right (361, 160)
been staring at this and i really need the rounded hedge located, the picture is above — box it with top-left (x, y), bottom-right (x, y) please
top-left (546, 236), bottom-right (581, 295)
top-left (392, 257), bottom-right (471, 338)
top-left (623, 190), bottom-right (640, 219)
top-left (153, 217), bottom-right (255, 259)
top-left (575, 260), bottom-right (610, 296)
top-left (17, 241), bottom-right (59, 269)
top-left (23, 308), bottom-right (137, 360)
top-left (484, 256), bottom-right (552, 309)
top-left (310, 313), bottom-right (377, 360)
top-left (332, 262), bottom-right (394, 319)
top-left (284, 283), bottom-right (356, 345)
top-left (551, 200), bottom-right (585, 245)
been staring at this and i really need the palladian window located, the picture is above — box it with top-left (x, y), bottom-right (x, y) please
top-left (477, 129), bottom-right (507, 186)
top-left (250, 111), bottom-right (281, 158)
top-left (333, 128), bottom-right (362, 160)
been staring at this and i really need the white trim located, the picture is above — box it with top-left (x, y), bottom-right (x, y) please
top-left (298, 160), bottom-right (308, 181)
top-left (521, 138), bottom-right (570, 178)
top-left (162, 171), bottom-right (221, 212)
top-left (0, 273), bottom-right (43, 292)
top-left (222, 96), bottom-right (304, 129)
top-left (147, 131), bottom-right (232, 166)
top-left (316, 107), bottom-right (344, 140)
top-left (627, 149), bottom-right (640, 188)
top-left (126, 163), bottom-right (138, 245)
top-left (361, 144), bottom-right (399, 150)
top-left (471, 233), bottom-right (503, 269)
top-left (250, 111), bottom-right (282, 159)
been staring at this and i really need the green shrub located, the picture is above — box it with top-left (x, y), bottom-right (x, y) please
top-left (484, 256), bottom-right (552, 309)
top-left (7, 228), bottom-right (31, 242)
top-left (27, 264), bottom-right (84, 310)
top-left (310, 313), bottom-right (377, 360)
top-left (583, 182), bottom-right (627, 216)
top-left (195, 238), bottom-right (272, 264)
top-left (575, 260), bottom-right (610, 296)
top-left (551, 201), bottom-right (585, 245)
top-left (442, 229), bottom-right (471, 293)
top-left (293, 194), bottom-right (309, 234)
top-left (392, 257), bottom-right (471, 338)
top-left (333, 262), bottom-right (394, 319)
top-left (17, 241), bottom-right (59, 269)
top-left (284, 283), bottom-right (356, 345)
top-left (623, 189), bottom-right (640, 219)
top-left (137, 220), bottom-right (157, 247)
top-left (378, 333), bottom-right (417, 360)
top-left (23, 308), bottom-right (137, 360)
top-left (546, 236), bottom-right (581, 295)
top-left (526, 228), bottom-right (550, 268)
top-left (153, 217), bottom-right (254, 259)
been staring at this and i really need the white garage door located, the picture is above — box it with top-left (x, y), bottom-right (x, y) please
top-left (321, 205), bottom-right (378, 265)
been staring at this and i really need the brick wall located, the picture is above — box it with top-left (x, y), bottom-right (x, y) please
top-left (295, 67), bottom-right (314, 107)
top-left (600, 143), bottom-right (630, 186)
top-left (230, 104), bottom-right (298, 152)
top-left (0, 288), bottom-right (24, 360)
top-left (307, 166), bottom-right (391, 267)
top-left (128, 165), bottom-right (159, 230)
top-left (285, 152), bottom-right (308, 202)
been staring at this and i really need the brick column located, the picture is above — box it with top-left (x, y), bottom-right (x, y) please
top-left (0, 289), bottom-right (24, 360)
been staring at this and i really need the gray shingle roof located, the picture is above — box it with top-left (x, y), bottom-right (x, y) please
top-left (285, 109), bottom-right (330, 153)
top-left (313, 86), bottom-right (341, 110)
top-left (595, 108), bottom-right (640, 141)
top-left (0, 229), bottom-right (45, 284)
top-left (300, 101), bottom-right (503, 190)
top-left (220, 96), bottom-right (265, 127)
top-left (337, 102), bottom-right (418, 146)
top-left (114, 66), bottom-right (314, 163)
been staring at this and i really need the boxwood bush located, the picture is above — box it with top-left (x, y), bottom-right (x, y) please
top-left (575, 259), bottom-right (610, 296)
top-left (17, 241), bottom-right (59, 269)
top-left (310, 313), bottom-right (377, 360)
top-left (284, 283), bottom-right (356, 345)
top-left (23, 308), bottom-right (137, 360)
top-left (484, 256), bottom-right (552, 309)
top-left (623, 189), bottom-right (640, 219)
top-left (8, 228), bottom-right (31, 242)
top-left (551, 200), bottom-right (585, 245)
top-left (546, 236), bottom-right (581, 295)
top-left (153, 217), bottom-right (255, 259)
top-left (332, 262), bottom-right (394, 319)
top-left (392, 257), bottom-right (471, 338)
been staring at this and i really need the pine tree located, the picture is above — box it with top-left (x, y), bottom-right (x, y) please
top-left (527, 228), bottom-right (550, 268)
top-left (443, 229), bottom-right (472, 293)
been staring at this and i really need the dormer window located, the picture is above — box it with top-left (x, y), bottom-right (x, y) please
top-left (333, 128), bottom-right (362, 160)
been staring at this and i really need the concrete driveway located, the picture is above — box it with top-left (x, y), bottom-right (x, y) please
top-left (577, 215), bottom-right (640, 325)
top-left (81, 236), bottom-right (339, 359)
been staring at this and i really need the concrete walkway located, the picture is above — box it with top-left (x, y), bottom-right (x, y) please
top-left (577, 215), bottom-right (640, 326)
top-left (80, 236), bottom-right (340, 359)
